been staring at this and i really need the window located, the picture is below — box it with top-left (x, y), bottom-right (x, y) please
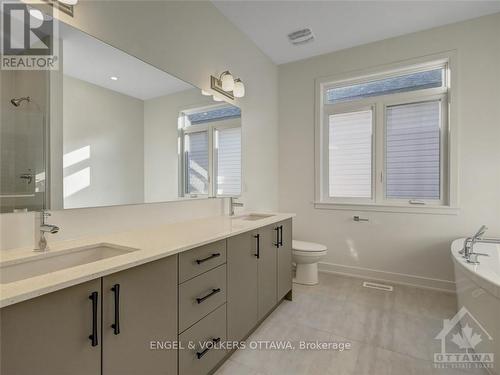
top-left (317, 58), bottom-right (456, 212)
top-left (215, 127), bottom-right (242, 196)
top-left (329, 109), bottom-right (373, 199)
top-left (180, 105), bottom-right (241, 197)
top-left (184, 131), bottom-right (209, 195)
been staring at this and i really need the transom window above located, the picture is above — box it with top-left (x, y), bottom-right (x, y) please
top-left (317, 59), bottom-right (455, 212)
top-left (326, 68), bottom-right (444, 104)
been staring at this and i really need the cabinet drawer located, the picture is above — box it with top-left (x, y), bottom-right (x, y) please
top-left (179, 304), bottom-right (227, 375)
top-left (179, 240), bottom-right (226, 283)
top-left (179, 264), bottom-right (227, 332)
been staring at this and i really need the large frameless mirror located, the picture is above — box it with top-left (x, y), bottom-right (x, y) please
top-left (0, 12), bottom-right (241, 213)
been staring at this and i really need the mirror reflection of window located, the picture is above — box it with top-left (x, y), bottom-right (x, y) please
top-left (180, 105), bottom-right (241, 198)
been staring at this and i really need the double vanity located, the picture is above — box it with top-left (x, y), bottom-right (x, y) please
top-left (0, 213), bottom-right (293, 375)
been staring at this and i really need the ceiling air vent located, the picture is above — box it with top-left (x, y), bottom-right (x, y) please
top-left (287, 28), bottom-right (315, 46)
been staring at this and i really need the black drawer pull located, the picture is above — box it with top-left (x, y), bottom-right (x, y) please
top-left (274, 226), bottom-right (280, 248)
top-left (195, 253), bottom-right (221, 265)
top-left (279, 225), bottom-right (284, 247)
top-left (254, 234), bottom-right (260, 259)
top-left (196, 337), bottom-right (221, 359)
top-left (88, 291), bottom-right (98, 347)
top-left (111, 284), bottom-right (120, 335)
top-left (196, 288), bottom-right (221, 304)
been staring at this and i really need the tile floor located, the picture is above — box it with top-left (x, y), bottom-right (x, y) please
top-left (215, 272), bottom-right (489, 375)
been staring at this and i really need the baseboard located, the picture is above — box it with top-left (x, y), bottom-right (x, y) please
top-left (318, 261), bottom-right (456, 293)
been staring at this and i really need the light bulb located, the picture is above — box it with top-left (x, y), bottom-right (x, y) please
top-left (233, 79), bottom-right (245, 98)
top-left (221, 71), bottom-right (235, 91)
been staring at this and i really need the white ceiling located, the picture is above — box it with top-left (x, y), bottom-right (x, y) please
top-left (213, 1), bottom-right (500, 64)
top-left (61, 24), bottom-right (193, 100)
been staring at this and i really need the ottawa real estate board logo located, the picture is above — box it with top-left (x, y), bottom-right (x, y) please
top-left (434, 306), bottom-right (494, 371)
top-left (1, 1), bottom-right (59, 70)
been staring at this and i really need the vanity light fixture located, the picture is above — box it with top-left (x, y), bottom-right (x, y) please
top-left (58, 0), bottom-right (78, 5)
top-left (41, 0), bottom-right (75, 16)
top-left (233, 79), bottom-right (245, 98)
top-left (210, 71), bottom-right (245, 100)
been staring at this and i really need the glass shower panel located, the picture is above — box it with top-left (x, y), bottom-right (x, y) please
top-left (1, 71), bottom-right (47, 213)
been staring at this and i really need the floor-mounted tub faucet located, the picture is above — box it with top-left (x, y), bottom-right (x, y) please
top-left (34, 210), bottom-right (60, 252)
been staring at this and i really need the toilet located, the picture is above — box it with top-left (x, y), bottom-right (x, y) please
top-left (292, 240), bottom-right (328, 285)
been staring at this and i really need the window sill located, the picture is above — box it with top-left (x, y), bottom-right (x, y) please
top-left (313, 201), bottom-right (460, 215)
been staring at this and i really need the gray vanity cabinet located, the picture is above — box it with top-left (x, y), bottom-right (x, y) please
top-left (102, 255), bottom-right (178, 375)
top-left (277, 219), bottom-right (293, 301)
top-left (258, 225), bottom-right (278, 320)
top-left (227, 231), bottom-right (259, 342)
top-left (0, 279), bottom-right (102, 375)
top-left (0, 256), bottom-right (178, 375)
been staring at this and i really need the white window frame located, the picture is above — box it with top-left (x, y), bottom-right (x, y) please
top-left (315, 53), bottom-right (459, 214)
top-left (179, 104), bottom-right (241, 198)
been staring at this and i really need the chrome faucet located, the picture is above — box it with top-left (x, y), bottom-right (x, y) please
top-left (459, 225), bottom-right (500, 264)
top-left (34, 210), bottom-right (60, 252)
top-left (229, 197), bottom-right (243, 216)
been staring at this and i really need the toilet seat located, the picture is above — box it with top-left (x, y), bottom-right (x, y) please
top-left (292, 240), bottom-right (327, 253)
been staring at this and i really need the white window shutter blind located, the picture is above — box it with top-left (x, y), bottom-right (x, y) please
top-left (329, 110), bottom-right (373, 198)
top-left (216, 127), bottom-right (241, 196)
top-left (385, 100), bottom-right (441, 200)
top-left (185, 131), bottom-right (209, 194)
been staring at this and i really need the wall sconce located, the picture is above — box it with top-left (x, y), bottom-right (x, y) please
top-left (41, 0), bottom-right (76, 16)
top-left (210, 71), bottom-right (245, 100)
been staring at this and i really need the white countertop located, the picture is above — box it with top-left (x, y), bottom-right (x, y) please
top-left (0, 212), bottom-right (294, 308)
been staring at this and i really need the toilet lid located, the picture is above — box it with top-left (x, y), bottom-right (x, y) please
top-left (292, 240), bottom-right (327, 252)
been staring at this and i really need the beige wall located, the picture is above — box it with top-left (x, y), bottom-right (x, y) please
top-left (278, 13), bottom-right (500, 290)
top-left (63, 75), bottom-right (145, 209)
top-left (1, 1), bottom-right (278, 250)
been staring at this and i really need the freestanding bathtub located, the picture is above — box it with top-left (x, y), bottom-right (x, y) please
top-left (451, 239), bottom-right (500, 375)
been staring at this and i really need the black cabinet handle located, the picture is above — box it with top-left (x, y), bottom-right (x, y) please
top-left (111, 284), bottom-right (120, 335)
top-left (195, 253), bottom-right (221, 265)
top-left (196, 288), bottom-right (221, 304)
top-left (274, 226), bottom-right (280, 248)
top-left (196, 337), bottom-right (221, 359)
top-left (254, 234), bottom-right (260, 259)
top-left (89, 291), bottom-right (98, 347)
top-left (279, 225), bottom-right (284, 247)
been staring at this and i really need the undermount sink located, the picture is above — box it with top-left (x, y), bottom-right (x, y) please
top-left (0, 244), bottom-right (138, 284)
top-left (233, 213), bottom-right (275, 221)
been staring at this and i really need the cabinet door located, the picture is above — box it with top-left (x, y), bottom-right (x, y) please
top-left (1, 279), bottom-right (101, 375)
top-left (102, 256), bottom-right (178, 375)
top-left (258, 225), bottom-right (277, 320)
top-left (277, 219), bottom-right (293, 300)
top-left (227, 231), bottom-right (258, 342)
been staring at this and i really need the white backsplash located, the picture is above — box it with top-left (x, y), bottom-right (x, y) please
top-left (0, 198), bottom-right (224, 251)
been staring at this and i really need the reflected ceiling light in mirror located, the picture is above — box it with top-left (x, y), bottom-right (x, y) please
top-left (233, 79), bottom-right (245, 98)
top-left (210, 70), bottom-right (245, 99)
top-left (110, 76), bottom-right (118, 81)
